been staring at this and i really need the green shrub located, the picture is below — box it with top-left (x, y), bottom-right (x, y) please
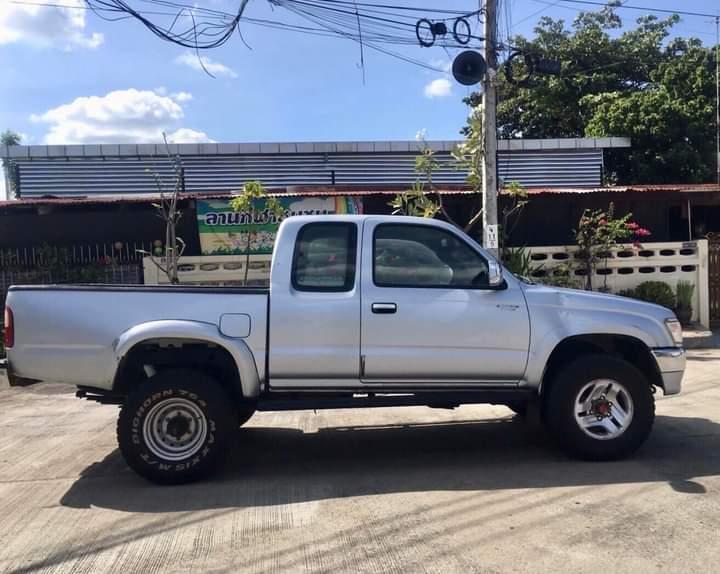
top-left (619, 281), bottom-right (676, 309)
top-left (536, 264), bottom-right (582, 289)
top-left (502, 247), bottom-right (537, 278)
top-left (676, 281), bottom-right (694, 309)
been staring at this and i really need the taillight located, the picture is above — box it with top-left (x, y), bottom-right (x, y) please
top-left (4, 306), bottom-right (13, 349)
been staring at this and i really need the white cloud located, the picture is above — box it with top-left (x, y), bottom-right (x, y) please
top-left (31, 89), bottom-right (213, 144)
top-left (175, 52), bottom-right (238, 78)
top-left (171, 92), bottom-right (193, 103)
top-left (424, 78), bottom-right (452, 98)
top-left (0, 0), bottom-right (103, 50)
top-left (165, 128), bottom-right (214, 143)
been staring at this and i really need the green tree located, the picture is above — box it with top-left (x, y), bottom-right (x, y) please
top-left (492, 2), bottom-right (715, 183)
top-left (230, 181), bottom-right (285, 286)
top-left (2, 130), bottom-right (21, 198)
top-left (391, 106), bottom-right (485, 235)
top-left (584, 38), bottom-right (716, 182)
top-left (1, 130), bottom-right (20, 146)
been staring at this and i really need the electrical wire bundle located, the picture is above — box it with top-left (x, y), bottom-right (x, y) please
top-left (77, 0), bottom-right (484, 73)
top-left (84, 0), bottom-right (250, 49)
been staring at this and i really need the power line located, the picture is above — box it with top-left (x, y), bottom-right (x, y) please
top-left (8, 0), bottom-right (485, 74)
top-left (511, 0), bottom-right (567, 31)
top-left (558, 0), bottom-right (718, 20)
top-left (299, 0), bottom-right (478, 17)
top-left (9, 0), bottom-right (478, 48)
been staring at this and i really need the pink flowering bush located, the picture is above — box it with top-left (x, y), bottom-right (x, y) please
top-left (575, 203), bottom-right (651, 290)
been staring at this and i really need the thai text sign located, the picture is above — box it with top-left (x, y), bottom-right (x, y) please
top-left (197, 196), bottom-right (362, 255)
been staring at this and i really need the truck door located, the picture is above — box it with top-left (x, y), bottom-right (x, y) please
top-left (269, 219), bottom-right (362, 389)
top-left (360, 219), bottom-right (530, 385)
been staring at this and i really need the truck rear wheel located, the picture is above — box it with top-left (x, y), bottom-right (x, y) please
top-left (544, 355), bottom-right (655, 460)
top-left (117, 369), bottom-right (235, 484)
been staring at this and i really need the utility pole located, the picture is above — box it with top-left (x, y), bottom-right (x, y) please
top-left (482, 0), bottom-right (499, 256)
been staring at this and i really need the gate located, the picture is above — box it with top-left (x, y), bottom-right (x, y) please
top-left (708, 233), bottom-right (720, 325)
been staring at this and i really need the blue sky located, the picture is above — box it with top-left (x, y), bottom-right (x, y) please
top-left (0, 0), bottom-right (718, 150)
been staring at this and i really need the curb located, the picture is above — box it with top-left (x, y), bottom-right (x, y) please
top-left (683, 333), bottom-right (720, 350)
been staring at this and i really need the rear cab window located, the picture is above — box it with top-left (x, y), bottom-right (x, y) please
top-left (291, 222), bottom-right (358, 292)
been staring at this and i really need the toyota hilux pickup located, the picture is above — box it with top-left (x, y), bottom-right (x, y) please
top-left (1, 215), bottom-right (686, 484)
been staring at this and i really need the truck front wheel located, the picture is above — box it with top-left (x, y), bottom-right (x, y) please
top-left (544, 355), bottom-right (655, 460)
top-left (117, 369), bottom-right (235, 484)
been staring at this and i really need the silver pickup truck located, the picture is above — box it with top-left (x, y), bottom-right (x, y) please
top-left (2, 215), bottom-right (685, 484)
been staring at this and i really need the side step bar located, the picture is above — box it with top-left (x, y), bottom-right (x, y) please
top-left (76, 386), bottom-right (125, 405)
top-left (73, 386), bottom-right (537, 410)
top-left (257, 389), bottom-right (536, 412)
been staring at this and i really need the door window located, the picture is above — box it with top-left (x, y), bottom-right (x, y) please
top-left (373, 224), bottom-right (489, 288)
top-left (292, 223), bottom-right (357, 291)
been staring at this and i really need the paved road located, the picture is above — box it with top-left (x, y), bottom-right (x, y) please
top-left (1, 351), bottom-right (719, 574)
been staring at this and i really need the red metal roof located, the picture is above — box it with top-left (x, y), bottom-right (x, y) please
top-left (1, 183), bottom-right (718, 210)
top-left (0, 185), bottom-right (473, 209)
top-left (523, 183), bottom-right (720, 195)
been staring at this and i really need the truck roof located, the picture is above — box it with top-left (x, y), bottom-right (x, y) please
top-left (282, 214), bottom-right (455, 227)
top-left (278, 214), bottom-right (476, 243)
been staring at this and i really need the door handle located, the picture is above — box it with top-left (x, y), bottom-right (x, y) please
top-left (371, 302), bottom-right (397, 314)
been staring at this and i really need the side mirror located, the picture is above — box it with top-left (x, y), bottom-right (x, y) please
top-left (487, 259), bottom-right (503, 287)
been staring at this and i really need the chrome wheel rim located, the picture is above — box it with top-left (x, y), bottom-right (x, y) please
top-left (142, 398), bottom-right (208, 461)
top-left (574, 379), bottom-right (634, 441)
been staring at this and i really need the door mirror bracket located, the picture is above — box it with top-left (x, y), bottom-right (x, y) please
top-left (487, 259), bottom-right (504, 288)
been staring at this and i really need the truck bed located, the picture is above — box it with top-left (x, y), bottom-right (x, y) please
top-left (6, 285), bottom-right (269, 388)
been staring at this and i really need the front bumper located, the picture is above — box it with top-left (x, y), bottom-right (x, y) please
top-left (652, 347), bottom-right (686, 396)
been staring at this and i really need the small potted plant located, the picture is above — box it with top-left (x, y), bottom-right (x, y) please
top-left (675, 281), bottom-right (694, 326)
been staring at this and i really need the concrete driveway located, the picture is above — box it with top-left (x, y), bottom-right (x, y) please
top-left (0, 350), bottom-right (719, 574)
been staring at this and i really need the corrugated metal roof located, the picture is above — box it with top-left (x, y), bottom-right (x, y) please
top-left (9, 147), bottom-right (608, 197)
top-left (1, 138), bottom-right (631, 159)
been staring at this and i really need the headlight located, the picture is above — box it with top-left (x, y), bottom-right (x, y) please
top-left (665, 318), bottom-right (683, 346)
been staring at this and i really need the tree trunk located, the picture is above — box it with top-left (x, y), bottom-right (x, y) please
top-left (165, 213), bottom-right (179, 284)
top-left (243, 230), bottom-right (252, 286)
top-left (584, 256), bottom-right (593, 291)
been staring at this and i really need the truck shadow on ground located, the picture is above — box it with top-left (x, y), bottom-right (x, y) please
top-left (61, 413), bottom-right (720, 512)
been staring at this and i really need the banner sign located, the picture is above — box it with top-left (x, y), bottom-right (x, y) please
top-left (197, 196), bottom-right (363, 255)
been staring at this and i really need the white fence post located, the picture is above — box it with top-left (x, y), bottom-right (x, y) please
top-left (697, 239), bottom-right (710, 329)
top-left (525, 241), bottom-right (709, 327)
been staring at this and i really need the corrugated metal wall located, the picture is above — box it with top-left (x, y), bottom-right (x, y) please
top-left (11, 148), bottom-right (603, 197)
top-left (497, 149), bottom-right (602, 187)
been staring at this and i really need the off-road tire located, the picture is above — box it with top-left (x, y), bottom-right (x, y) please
top-left (117, 369), bottom-right (235, 484)
top-left (544, 354), bottom-right (655, 460)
